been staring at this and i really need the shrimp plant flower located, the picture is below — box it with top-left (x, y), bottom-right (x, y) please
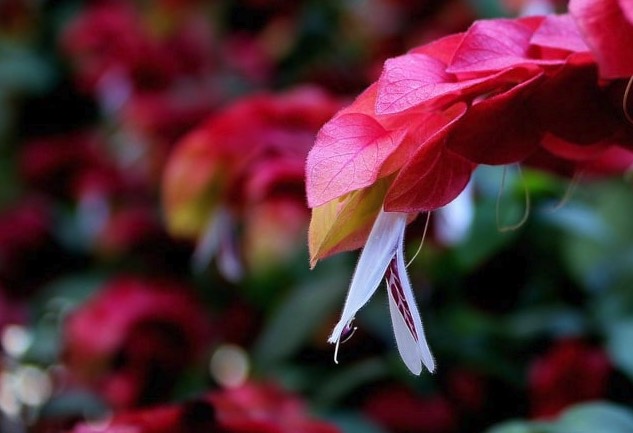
top-left (306, 3), bottom-right (633, 375)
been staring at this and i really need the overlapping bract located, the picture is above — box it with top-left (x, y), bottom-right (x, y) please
top-left (307, 10), bottom-right (633, 264)
top-left (569, 0), bottom-right (633, 79)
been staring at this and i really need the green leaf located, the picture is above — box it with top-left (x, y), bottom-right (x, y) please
top-left (252, 264), bottom-right (348, 367)
top-left (454, 199), bottom-right (519, 271)
top-left (24, 273), bottom-right (107, 363)
top-left (504, 307), bottom-right (586, 340)
top-left (314, 358), bottom-right (389, 407)
top-left (326, 412), bottom-right (389, 433)
top-left (0, 42), bottom-right (54, 95)
top-left (41, 391), bottom-right (108, 420)
top-left (551, 181), bottom-right (633, 290)
top-left (485, 420), bottom-right (551, 433)
top-left (607, 320), bottom-right (633, 381)
top-left (553, 402), bottom-right (633, 433)
top-left (484, 403), bottom-right (633, 433)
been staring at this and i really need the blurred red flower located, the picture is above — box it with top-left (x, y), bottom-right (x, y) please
top-left (529, 338), bottom-right (611, 419)
top-left (209, 382), bottom-right (341, 433)
top-left (162, 86), bottom-right (343, 278)
top-left (91, 205), bottom-right (160, 257)
top-left (19, 132), bottom-right (125, 200)
top-left (61, 1), bottom-right (215, 95)
top-left (69, 382), bottom-right (340, 433)
top-left (117, 87), bottom-right (223, 189)
top-left (445, 369), bottom-right (486, 413)
top-left (61, 2), bottom-right (175, 93)
top-left (63, 276), bottom-right (212, 409)
top-left (0, 198), bottom-right (70, 298)
top-left (363, 385), bottom-right (457, 433)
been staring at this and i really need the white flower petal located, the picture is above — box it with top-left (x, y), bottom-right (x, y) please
top-left (192, 208), bottom-right (227, 273)
top-left (436, 182), bottom-right (474, 246)
top-left (386, 231), bottom-right (435, 374)
top-left (192, 208), bottom-right (243, 281)
top-left (328, 209), bottom-right (407, 344)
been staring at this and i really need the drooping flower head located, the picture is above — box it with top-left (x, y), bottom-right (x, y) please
top-left (306, 6), bottom-right (633, 374)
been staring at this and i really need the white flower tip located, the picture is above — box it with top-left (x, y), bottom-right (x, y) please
top-left (329, 318), bottom-right (358, 365)
top-left (424, 354), bottom-right (437, 374)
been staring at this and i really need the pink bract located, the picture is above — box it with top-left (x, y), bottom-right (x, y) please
top-left (569, 0), bottom-right (633, 78)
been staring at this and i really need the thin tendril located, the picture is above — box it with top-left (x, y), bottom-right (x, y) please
top-left (333, 319), bottom-right (357, 364)
top-left (406, 212), bottom-right (430, 269)
top-left (548, 170), bottom-right (583, 213)
top-left (623, 76), bottom-right (633, 125)
top-left (496, 165), bottom-right (531, 232)
top-left (340, 326), bottom-right (358, 344)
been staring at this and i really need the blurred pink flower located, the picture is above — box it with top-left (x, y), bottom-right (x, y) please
top-left (63, 276), bottom-right (212, 409)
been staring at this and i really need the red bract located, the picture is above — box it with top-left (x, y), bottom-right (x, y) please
top-left (63, 277), bottom-right (211, 409)
top-left (307, 110), bottom-right (407, 204)
top-left (529, 339), bottom-right (611, 419)
top-left (524, 143), bottom-right (633, 178)
top-left (569, 0), bottom-right (633, 78)
top-left (384, 104), bottom-right (475, 212)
